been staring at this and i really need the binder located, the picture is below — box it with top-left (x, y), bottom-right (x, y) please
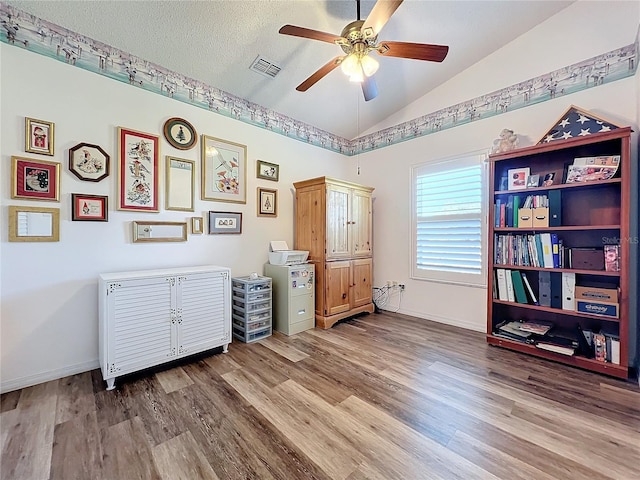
top-left (496, 269), bottom-right (509, 301)
top-left (505, 269), bottom-right (515, 302)
top-left (561, 272), bottom-right (576, 310)
top-left (610, 338), bottom-right (621, 365)
top-left (521, 272), bottom-right (538, 305)
top-left (548, 190), bottom-right (562, 226)
top-left (551, 233), bottom-right (560, 268)
top-left (550, 272), bottom-right (563, 308)
top-left (539, 271), bottom-right (551, 307)
top-left (541, 233), bottom-right (554, 268)
top-left (513, 196), bottom-right (521, 228)
top-left (511, 270), bottom-right (528, 304)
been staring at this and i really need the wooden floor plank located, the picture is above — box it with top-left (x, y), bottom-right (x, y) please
top-left (1, 311), bottom-right (638, 480)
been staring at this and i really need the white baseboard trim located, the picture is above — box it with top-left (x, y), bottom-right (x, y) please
top-left (379, 307), bottom-right (485, 333)
top-left (0, 359), bottom-right (99, 394)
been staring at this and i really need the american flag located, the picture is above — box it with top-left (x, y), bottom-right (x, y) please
top-left (538, 106), bottom-right (619, 144)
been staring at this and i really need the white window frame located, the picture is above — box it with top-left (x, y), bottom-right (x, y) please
top-left (410, 150), bottom-right (488, 288)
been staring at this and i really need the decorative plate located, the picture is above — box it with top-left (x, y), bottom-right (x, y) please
top-left (163, 117), bottom-right (197, 150)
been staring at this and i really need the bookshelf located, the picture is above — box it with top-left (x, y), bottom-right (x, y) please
top-left (487, 127), bottom-right (632, 379)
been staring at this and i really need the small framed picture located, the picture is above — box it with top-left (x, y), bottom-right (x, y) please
top-left (71, 193), bottom-right (108, 221)
top-left (11, 156), bottom-right (60, 201)
top-left (257, 187), bottom-right (277, 217)
top-left (191, 216), bottom-right (204, 234)
top-left (256, 160), bottom-right (279, 182)
top-left (208, 211), bottom-right (242, 234)
top-left (526, 174), bottom-right (540, 188)
top-left (542, 172), bottom-right (556, 187)
top-left (8, 205), bottom-right (60, 242)
top-left (25, 117), bottom-right (54, 156)
top-left (69, 143), bottom-right (110, 182)
top-left (163, 117), bottom-right (197, 150)
top-left (507, 167), bottom-right (530, 190)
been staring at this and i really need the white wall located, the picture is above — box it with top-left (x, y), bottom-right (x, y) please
top-left (348, 0), bottom-right (639, 332)
top-left (0, 45), bottom-right (349, 392)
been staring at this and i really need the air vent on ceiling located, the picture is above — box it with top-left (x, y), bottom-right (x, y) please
top-left (250, 55), bottom-right (282, 78)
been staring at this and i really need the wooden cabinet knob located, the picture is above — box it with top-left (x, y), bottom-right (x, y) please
top-left (342, 293), bottom-right (347, 299)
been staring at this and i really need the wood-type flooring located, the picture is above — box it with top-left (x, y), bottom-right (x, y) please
top-left (1, 311), bottom-right (639, 479)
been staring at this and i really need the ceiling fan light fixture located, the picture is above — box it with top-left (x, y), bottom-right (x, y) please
top-left (349, 69), bottom-right (364, 83)
top-left (340, 53), bottom-right (360, 77)
top-left (360, 55), bottom-right (379, 77)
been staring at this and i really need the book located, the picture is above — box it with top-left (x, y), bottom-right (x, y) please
top-left (505, 270), bottom-right (515, 302)
top-left (497, 321), bottom-right (532, 340)
top-left (496, 269), bottom-right (508, 301)
top-left (518, 321), bottom-right (553, 335)
top-left (593, 333), bottom-right (607, 362)
top-left (604, 245), bottom-right (620, 272)
top-left (520, 272), bottom-right (538, 305)
top-left (511, 270), bottom-right (528, 304)
top-left (536, 343), bottom-right (575, 356)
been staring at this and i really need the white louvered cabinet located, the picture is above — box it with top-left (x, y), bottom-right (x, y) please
top-left (99, 265), bottom-right (231, 390)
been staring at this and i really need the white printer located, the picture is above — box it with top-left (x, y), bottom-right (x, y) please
top-left (268, 240), bottom-right (309, 265)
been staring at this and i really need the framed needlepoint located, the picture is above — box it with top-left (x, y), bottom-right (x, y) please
top-left (118, 127), bottom-right (159, 212)
top-left (11, 156), bottom-right (60, 201)
top-left (71, 193), bottom-right (108, 221)
top-left (25, 117), bottom-right (54, 156)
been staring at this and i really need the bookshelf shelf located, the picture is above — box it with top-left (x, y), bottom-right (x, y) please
top-left (487, 127), bottom-right (632, 379)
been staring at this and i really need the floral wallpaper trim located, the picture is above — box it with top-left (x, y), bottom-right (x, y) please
top-left (1, 3), bottom-right (636, 156)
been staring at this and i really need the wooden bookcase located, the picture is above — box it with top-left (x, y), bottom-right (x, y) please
top-left (486, 128), bottom-right (632, 379)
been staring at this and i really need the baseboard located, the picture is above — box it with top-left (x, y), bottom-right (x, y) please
top-left (381, 307), bottom-right (486, 333)
top-left (0, 359), bottom-right (99, 394)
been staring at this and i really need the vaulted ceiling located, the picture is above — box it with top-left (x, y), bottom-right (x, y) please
top-left (6, 0), bottom-right (575, 139)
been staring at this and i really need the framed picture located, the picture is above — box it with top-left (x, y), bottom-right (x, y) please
top-left (25, 117), bottom-right (54, 155)
top-left (201, 135), bottom-right (246, 204)
top-left (165, 156), bottom-right (195, 211)
top-left (507, 167), bottom-right (530, 191)
top-left (542, 172), bottom-right (556, 186)
top-left (11, 156), bottom-right (60, 201)
top-left (256, 160), bottom-right (279, 182)
top-left (69, 143), bottom-right (110, 182)
top-left (163, 117), bottom-right (197, 150)
top-left (191, 216), bottom-right (204, 234)
top-left (132, 221), bottom-right (187, 243)
top-left (257, 187), bottom-right (277, 217)
top-left (208, 211), bottom-right (242, 234)
top-left (526, 174), bottom-right (540, 188)
top-left (8, 205), bottom-right (60, 242)
top-left (71, 193), bottom-right (108, 221)
top-left (118, 127), bottom-right (159, 212)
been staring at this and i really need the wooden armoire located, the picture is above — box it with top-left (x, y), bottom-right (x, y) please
top-left (293, 177), bottom-right (374, 329)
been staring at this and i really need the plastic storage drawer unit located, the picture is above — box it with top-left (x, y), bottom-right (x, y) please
top-left (231, 275), bottom-right (272, 343)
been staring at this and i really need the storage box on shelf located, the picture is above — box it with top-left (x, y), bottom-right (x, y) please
top-left (231, 275), bottom-right (272, 343)
top-left (487, 128), bottom-right (632, 379)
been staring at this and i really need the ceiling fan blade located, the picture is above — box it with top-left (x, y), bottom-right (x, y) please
top-left (279, 25), bottom-right (344, 45)
top-left (296, 56), bottom-right (344, 92)
top-left (362, 76), bottom-right (378, 102)
top-left (361, 0), bottom-right (404, 39)
top-left (376, 41), bottom-right (449, 62)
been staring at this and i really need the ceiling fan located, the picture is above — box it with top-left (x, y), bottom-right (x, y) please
top-left (279, 0), bottom-right (449, 101)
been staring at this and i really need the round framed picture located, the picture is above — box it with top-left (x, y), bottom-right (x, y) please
top-left (163, 117), bottom-right (197, 150)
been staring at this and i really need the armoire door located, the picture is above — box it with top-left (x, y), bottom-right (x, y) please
top-left (326, 184), bottom-right (351, 260)
top-left (324, 261), bottom-right (351, 315)
top-left (351, 258), bottom-right (373, 308)
top-left (351, 188), bottom-right (373, 257)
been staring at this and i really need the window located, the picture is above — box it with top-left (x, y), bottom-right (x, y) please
top-left (411, 151), bottom-right (487, 287)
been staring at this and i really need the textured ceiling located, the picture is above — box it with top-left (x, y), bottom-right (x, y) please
top-left (6, 0), bottom-right (575, 139)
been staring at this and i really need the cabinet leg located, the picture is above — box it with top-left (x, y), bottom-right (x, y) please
top-left (223, 343), bottom-right (229, 354)
top-left (106, 378), bottom-right (115, 391)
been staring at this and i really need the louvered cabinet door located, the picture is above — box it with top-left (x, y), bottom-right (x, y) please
top-left (176, 272), bottom-right (231, 356)
top-left (104, 276), bottom-right (176, 378)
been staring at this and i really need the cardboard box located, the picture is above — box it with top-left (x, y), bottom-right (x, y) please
top-left (532, 207), bottom-right (549, 227)
top-left (575, 286), bottom-right (618, 303)
top-left (576, 300), bottom-right (619, 318)
top-left (518, 208), bottom-right (533, 228)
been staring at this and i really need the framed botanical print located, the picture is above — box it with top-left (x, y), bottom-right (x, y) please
top-left (201, 135), bottom-right (246, 204)
top-left (11, 156), bottom-right (60, 201)
top-left (25, 117), bottom-right (54, 155)
top-left (71, 193), bottom-right (108, 221)
top-left (163, 117), bottom-right (197, 150)
top-left (257, 187), bottom-right (277, 217)
top-left (69, 143), bottom-right (110, 182)
top-left (117, 127), bottom-right (159, 212)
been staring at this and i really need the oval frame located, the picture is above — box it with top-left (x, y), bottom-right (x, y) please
top-left (69, 142), bottom-right (110, 182)
top-left (163, 117), bottom-right (197, 150)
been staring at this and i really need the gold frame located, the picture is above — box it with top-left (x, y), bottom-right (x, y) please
top-left (191, 217), bottom-right (204, 234)
top-left (25, 117), bottom-right (55, 156)
top-left (257, 187), bottom-right (277, 217)
top-left (11, 156), bottom-right (61, 201)
top-left (165, 156), bottom-right (195, 211)
top-left (132, 221), bottom-right (187, 243)
top-left (201, 135), bottom-right (247, 204)
top-left (8, 205), bottom-right (60, 242)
